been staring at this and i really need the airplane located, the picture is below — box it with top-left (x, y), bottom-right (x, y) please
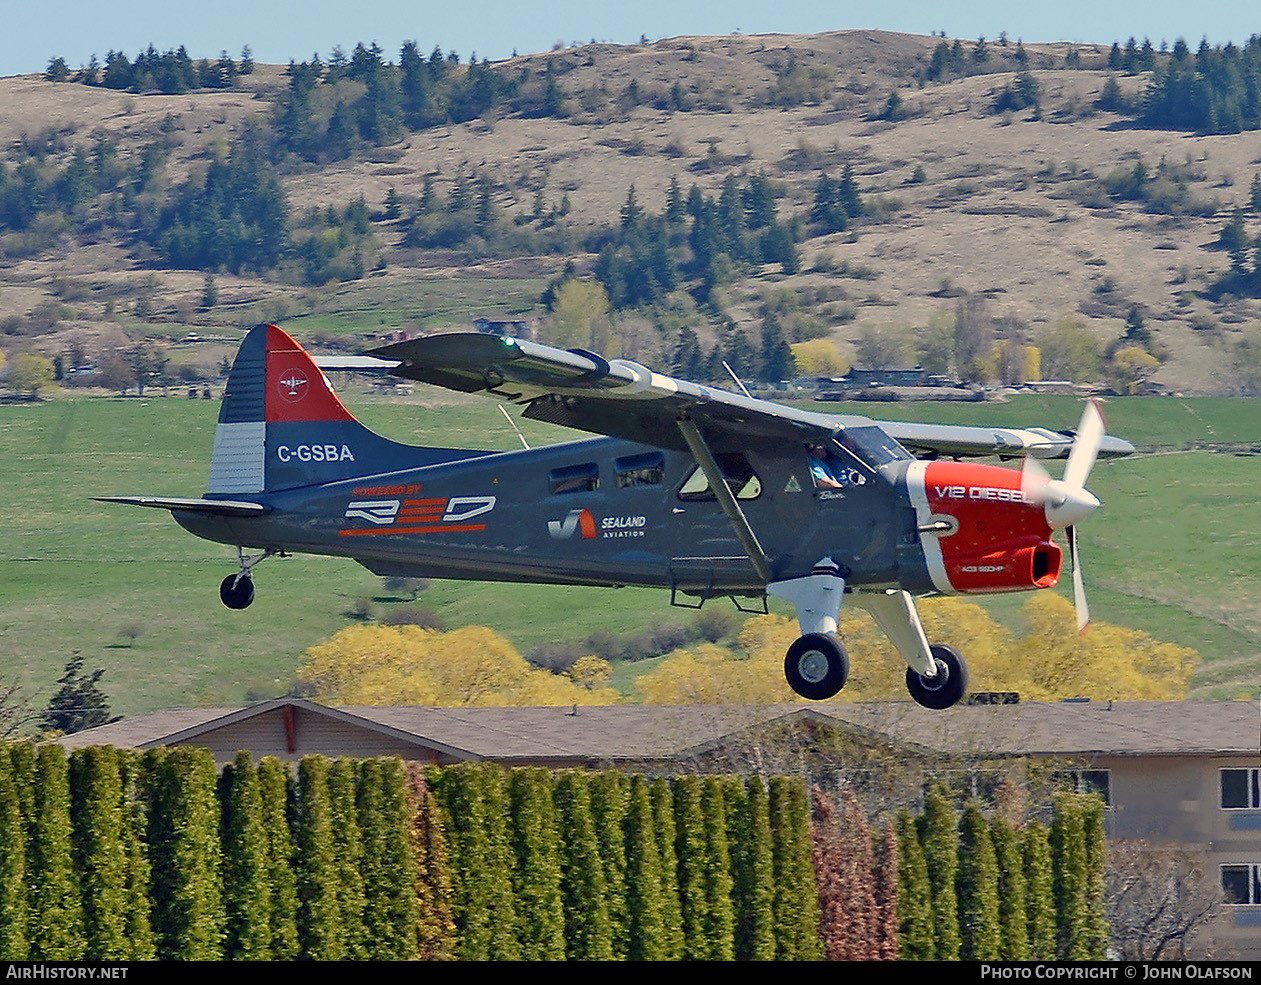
top-left (100, 323), bottom-right (1134, 710)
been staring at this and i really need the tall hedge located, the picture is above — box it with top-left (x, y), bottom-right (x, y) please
top-left (590, 771), bottom-right (630, 959)
top-left (554, 770), bottom-right (612, 960)
top-left (328, 758), bottom-right (367, 959)
top-left (30, 744), bottom-right (84, 959)
top-left (1024, 820), bottom-right (1056, 960)
top-left (625, 774), bottom-right (666, 960)
top-left (730, 777), bottom-right (775, 961)
top-left (918, 784), bottom-right (960, 961)
top-left (673, 774), bottom-right (709, 960)
top-left (650, 777), bottom-right (684, 960)
top-left (404, 765), bottom-right (455, 961)
top-left (700, 775), bottom-right (735, 961)
top-left (142, 747), bottom-right (224, 959)
top-left (1080, 796), bottom-right (1110, 960)
top-left (0, 748), bottom-right (28, 959)
top-left (359, 758), bottom-right (420, 960)
top-left (69, 746), bottom-right (127, 959)
top-left (294, 755), bottom-right (339, 959)
top-left (874, 821), bottom-right (899, 960)
top-left (992, 816), bottom-right (1029, 961)
top-left (896, 809), bottom-right (933, 960)
top-left (1051, 793), bottom-right (1090, 960)
top-left (256, 757), bottom-right (298, 959)
top-left (770, 776), bottom-right (822, 960)
top-left (116, 752), bottom-right (154, 960)
top-left (219, 751), bottom-right (270, 960)
top-left (434, 763), bottom-right (519, 960)
top-left (507, 767), bottom-right (565, 960)
top-left (957, 801), bottom-right (1000, 960)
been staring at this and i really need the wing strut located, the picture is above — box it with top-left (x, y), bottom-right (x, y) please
top-left (675, 417), bottom-right (774, 584)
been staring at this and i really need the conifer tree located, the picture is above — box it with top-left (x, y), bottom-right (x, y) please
top-left (0, 750), bottom-right (27, 959)
top-left (957, 801), bottom-right (1001, 960)
top-left (1024, 820), bottom-right (1056, 959)
top-left (874, 821), bottom-right (900, 960)
top-left (1052, 794), bottom-right (1090, 959)
top-left (992, 817), bottom-right (1029, 960)
top-left (589, 771), bottom-right (630, 958)
top-left (770, 777), bottom-right (822, 960)
top-left (294, 756), bottom-right (340, 959)
top-left (918, 784), bottom-right (960, 960)
top-left (143, 747), bottom-right (224, 959)
top-left (70, 747), bottom-right (127, 959)
top-left (508, 767), bottom-right (565, 960)
top-left (674, 774), bottom-right (709, 959)
top-left (650, 777), bottom-right (684, 960)
top-left (116, 752), bottom-right (154, 960)
top-left (328, 758), bottom-right (367, 958)
top-left (357, 759), bottom-right (420, 959)
top-left (625, 775), bottom-right (665, 960)
top-left (896, 809), bottom-right (934, 960)
top-left (732, 777), bottom-right (775, 960)
top-left (219, 752), bottom-right (270, 960)
top-left (30, 744), bottom-right (84, 959)
top-left (701, 776), bottom-right (735, 960)
top-left (555, 770), bottom-right (612, 960)
top-left (1081, 796), bottom-right (1110, 959)
top-left (405, 765), bottom-right (455, 961)
top-left (811, 787), bottom-right (848, 960)
top-left (256, 758), bottom-right (298, 959)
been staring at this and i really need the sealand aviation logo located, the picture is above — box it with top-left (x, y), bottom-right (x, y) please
top-left (548, 508), bottom-right (597, 540)
top-left (277, 368), bottom-right (309, 403)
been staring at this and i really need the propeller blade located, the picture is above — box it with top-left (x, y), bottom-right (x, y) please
top-left (1021, 453), bottom-right (1051, 502)
top-left (1067, 525), bottom-right (1090, 633)
top-left (1063, 398), bottom-right (1105, 491)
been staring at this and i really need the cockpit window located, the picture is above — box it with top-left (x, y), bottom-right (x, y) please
top-left (834, 426), bottom-right (912, 468)
top-left (678, 453), bottom-right (762, 501)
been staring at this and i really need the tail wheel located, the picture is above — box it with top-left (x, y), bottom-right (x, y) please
top-left (906, 643), bottom-right (968, 710)
top-left (219, 574), bottom-right (255, 610)
top-left (784, 633), bottom-right (849, 701)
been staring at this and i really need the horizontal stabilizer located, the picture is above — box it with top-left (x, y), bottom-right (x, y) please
top-left (94, 496), bottom-right (270, 517)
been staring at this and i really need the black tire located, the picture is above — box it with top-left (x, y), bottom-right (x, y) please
top-left (219, 574), bottom-right (255, 610)
top-left (784, 633), bottom-right (849, 701)
top-left (905, 643), bottom-right (968, 710)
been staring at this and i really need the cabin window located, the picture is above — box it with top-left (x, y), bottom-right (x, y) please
top-left (1221, 864), bottom-right (1261, 905)
top-left (1221, 769), bottom-right (1261, 809)
top-left (615, 452), bottom-right (665, 488)
top-left (678, 453), bottom-right (762, 502)
top-left (548, 462), bottom-right (599, 495)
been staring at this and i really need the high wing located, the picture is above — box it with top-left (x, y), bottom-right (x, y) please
top-left (368, 332), bottom-right (1134, 460)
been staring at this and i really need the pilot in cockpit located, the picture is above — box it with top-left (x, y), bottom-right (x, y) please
top-left (807, 442), bottom-right (844, 489)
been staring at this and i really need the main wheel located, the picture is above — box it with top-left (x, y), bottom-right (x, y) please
top-left (906, 643), bottom-right (968, 709)
top-left (784, 633), bottom-right (849, 701)
top-left (219, 574), bottom-right (255, 610)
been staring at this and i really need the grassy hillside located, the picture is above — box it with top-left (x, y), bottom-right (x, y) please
top-left (2, 386), bottom-right (1258, 714)
top-left (2, 30), bottom-right (1261, 394)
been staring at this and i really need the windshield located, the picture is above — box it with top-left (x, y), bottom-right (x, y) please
top-left (834, 426), bottom-right (912, 468)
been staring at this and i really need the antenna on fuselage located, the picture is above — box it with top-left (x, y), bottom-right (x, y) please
top-left (498, 404), bottom-right (531, 450)
top-left (722, 360), bottom-right (753, 399)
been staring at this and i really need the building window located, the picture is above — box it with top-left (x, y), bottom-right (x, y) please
top-left (1221, 768), bottom-right (1261, 809)
top-left (678, 454), bottom-right (762, 502)
top-left (1221, 864), bottom-right (1261, 905)
top-left (1054, 768), bottom-right (1112, 806)
top-left (548, 462), bottom-right (599, 495)
top-left (615, 452), bottom-right (664, 488)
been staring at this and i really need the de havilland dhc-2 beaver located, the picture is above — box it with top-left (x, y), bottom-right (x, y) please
top-left (101, 323), bottom-right (1134, 709)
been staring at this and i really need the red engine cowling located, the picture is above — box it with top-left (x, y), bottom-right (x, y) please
top-left (907, 461), bottom-right (1063, 594)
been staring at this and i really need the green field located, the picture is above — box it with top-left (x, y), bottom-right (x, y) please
top-left (2, 388), bottom-right (1259, 715)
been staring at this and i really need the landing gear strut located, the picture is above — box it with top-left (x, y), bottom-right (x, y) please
top-left (219, 547), bottom-right (278, 610)
top-left (784, 633), bottom-right (849, 700)
top-left (905, 644), bottom-right (969, 710)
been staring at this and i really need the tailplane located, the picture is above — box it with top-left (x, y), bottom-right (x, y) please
top-left (208, 324), bottom-right (476, 496)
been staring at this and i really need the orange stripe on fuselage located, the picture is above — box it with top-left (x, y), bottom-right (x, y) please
top-left (338, 524), bottom-right (487, 537)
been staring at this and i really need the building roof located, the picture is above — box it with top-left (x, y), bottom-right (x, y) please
top-left (53, 699), bottom-right (1261, 763)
